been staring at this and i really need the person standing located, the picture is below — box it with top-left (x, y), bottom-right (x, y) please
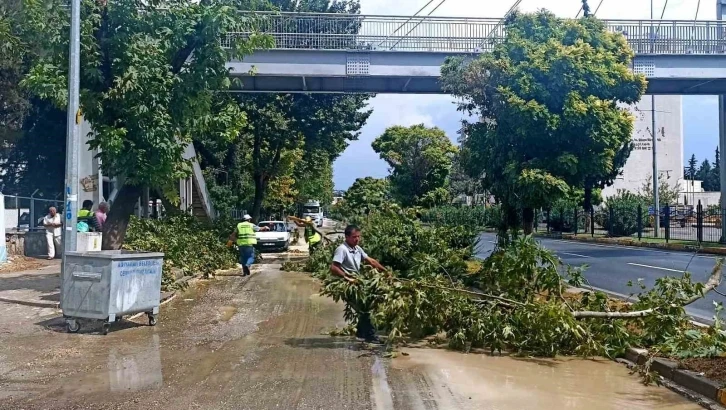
top-left (95, 202), bottom-right (108, 230)
top-left (43, 207), bottom-right (62, 260)
top-left (229, 214), bottom-right (268, 276)
top-left (77, 200), bottom-right (98, 232)
top-left (329, 225), bottom-right (387, 343)
top-left (289, 216), bottom-right (322, 252)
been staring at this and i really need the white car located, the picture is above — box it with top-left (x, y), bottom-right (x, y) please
top-left (255, 221), bottom-right (292, 252)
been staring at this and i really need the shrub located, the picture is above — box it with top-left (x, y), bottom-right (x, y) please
top-left (421, 205), bottom-right (501, 229)
top-left (598, 191), bottom-right (648, 237)
top-left (124, 214), bottom-right (237, 289)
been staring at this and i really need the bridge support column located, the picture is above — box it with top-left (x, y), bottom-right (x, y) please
top-left (720, 95), bottom-right (726, 242)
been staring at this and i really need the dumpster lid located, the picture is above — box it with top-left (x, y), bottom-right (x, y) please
top-left (65, 250), bottom-right (165, 259)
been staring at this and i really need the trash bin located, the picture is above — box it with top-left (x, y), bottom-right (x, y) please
top-left (62, 250), bottom-right (164, 335)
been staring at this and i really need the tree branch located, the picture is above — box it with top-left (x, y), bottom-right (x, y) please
top-left (573, 260), bottom-right (723, 319)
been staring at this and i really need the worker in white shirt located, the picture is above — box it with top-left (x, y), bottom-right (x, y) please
top-left (43, 207), bottom-right (62, 260)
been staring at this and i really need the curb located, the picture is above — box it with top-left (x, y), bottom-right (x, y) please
top-left (544, 233), bottom-right (726, 256)
top-left (625, 348), bottom-right (726, 409)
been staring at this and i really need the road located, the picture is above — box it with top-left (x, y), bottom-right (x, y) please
top-left (0, 262), bottom-right (697, 409)
top-left (477, 233), bottom-right (725, 322)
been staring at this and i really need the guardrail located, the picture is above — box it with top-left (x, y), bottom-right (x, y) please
top-left (228, 12), bottom-right (726, 55)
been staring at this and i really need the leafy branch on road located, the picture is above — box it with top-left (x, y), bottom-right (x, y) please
top-left (289, 206), bottom-right (726, 381)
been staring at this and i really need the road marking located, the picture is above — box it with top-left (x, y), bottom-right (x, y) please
top-left (541, 238), bottom-right (715, 259)
top-left (559, 252), bottom-right (592, 258)
top-left (627, 263), bottom-right (684, 273)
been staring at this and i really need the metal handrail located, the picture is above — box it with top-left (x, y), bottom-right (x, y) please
top-left (229, 12), bottom-right (726, 55)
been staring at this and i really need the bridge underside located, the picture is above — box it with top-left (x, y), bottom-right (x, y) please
top-left (227, 50), bottom-right (726, 95)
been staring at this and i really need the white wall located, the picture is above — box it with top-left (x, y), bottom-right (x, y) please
top-left (602, 95), bottom-right (683, 198)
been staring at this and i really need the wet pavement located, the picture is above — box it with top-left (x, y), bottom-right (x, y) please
top-left (0, 263), bottom-right (701, 409)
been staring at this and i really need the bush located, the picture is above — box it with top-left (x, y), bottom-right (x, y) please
top-left (421, 205), bottom-right (501, 229)
top-left (598, 191), bottom-right (648, 237)
top-left (124, 214), bottom-right (237, 289)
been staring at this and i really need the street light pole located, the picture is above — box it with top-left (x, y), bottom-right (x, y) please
top-left (650, 0), bottom-right (660, 237)
top-left (61, 0), bottom-right (81, 308)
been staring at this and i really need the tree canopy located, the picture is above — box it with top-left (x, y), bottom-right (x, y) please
top-left (20, 0), bottom-right (273, 248)
top-left (341, 177), bottom-right (390, 215)
top-left (441, 11), bottom-right (646, 234)
top-left (372, 124), bottom-right (457, 207)
top-left (197, 0), bottom-right (370, 220)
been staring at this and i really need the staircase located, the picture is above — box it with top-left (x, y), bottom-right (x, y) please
top-left (182, 143), bottom-right (216, 222)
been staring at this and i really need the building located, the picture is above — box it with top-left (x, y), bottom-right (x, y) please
top-left (601, 95), bottom-right (684, 199)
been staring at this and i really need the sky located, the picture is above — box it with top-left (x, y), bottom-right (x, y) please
top-left (331, 0), bottom-right (721, 189)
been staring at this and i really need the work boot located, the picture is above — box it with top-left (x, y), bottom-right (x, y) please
top-left (242, 266), bottom-right (251, 276)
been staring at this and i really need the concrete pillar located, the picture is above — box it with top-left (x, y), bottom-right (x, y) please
top-left (0, 194), bottom-right (6, 264)
top-left (719, 95), bottom-right (726, 242)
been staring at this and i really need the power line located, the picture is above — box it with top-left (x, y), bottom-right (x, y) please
top-left (480, 0), bottom-right (525, 46)
top-left (388, 0), bottom-right (450, 50)
top-left (695, 0), bottom-right (701, 20)
top-left (378, 0), bottom-right (438, 44)
top-left (593, 0), bottom-right (605, 16)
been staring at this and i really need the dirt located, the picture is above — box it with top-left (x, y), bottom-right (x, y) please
top-left (0, 263), bottom-right (702, 409)
top-left (680, 357), bottom-right (726, 386)
top-left (0, 255), bottom-right (50, 274)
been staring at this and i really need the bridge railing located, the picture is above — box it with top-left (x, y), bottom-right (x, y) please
top-left (229, 12), bottom-right (726, 55)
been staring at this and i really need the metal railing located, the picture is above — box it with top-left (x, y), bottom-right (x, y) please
top-left (228, 12), bottom-right (726, 55)
top-left (2, 194), bottom-right (63, 232)
top-left (544, 202), bottom-right (726, 245)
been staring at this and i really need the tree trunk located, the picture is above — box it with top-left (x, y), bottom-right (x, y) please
top-left (251, 173), bottom-right (267, 222)
top-left (522, 207), bottom-right (535, 235)
top-left (102, 184), bottom-right (141, 250)
top-left (583, 186), bottom-right (593, 234)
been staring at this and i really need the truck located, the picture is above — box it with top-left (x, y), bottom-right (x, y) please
top-left (301, 200), bottom-right (324, 227)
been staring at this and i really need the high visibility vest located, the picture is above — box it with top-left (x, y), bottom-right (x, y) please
top-left (237, 222), bottom-right (257, 246)
top-left (78, 209), bottom-right (93, 218)
top-left (305, 226), bottom-right (321, 245)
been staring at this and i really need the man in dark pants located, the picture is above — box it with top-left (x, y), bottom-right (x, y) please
top-left (329, 225), bottom-right (387, 343)
top-left (229, 214), bottom-right (268, 276)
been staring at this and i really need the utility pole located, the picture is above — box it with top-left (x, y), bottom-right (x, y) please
top-left (650, 0), bottom-right (660, 237)
top-left (61, 0), bottom-right (81, 307)
top-left (719, 0), bottom-right (726, 242)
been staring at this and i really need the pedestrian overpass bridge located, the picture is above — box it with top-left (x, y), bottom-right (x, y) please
top-left (226, 12), bottom-right (726, 95)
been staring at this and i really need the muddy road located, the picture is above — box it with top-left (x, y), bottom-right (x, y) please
top-left (0, 264), bottom-right (700, 409)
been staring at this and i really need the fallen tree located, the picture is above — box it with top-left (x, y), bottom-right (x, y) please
top-left (287, 206), bottom-right (726, 369)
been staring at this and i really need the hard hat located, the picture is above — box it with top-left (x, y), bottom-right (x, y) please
top-left (243, 214), bottom-right (252, 220)
top-left (305, 216), bottom-right (312, 222)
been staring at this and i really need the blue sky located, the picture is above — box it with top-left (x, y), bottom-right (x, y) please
top-left (683, 96), bottom-right (720, 166)
top-left (332, 0), bottom-right (720, 190)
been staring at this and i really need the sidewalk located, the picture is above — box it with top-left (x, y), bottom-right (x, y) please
top-left (0, 259), bottom-right (62, 336)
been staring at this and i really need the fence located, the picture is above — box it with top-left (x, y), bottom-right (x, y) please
top-left (231, 12), bottom-right (726, 55)
top-left (542, 201), bottom-right (725, 244)
top-left (2, 194), bottom-right (64, 232)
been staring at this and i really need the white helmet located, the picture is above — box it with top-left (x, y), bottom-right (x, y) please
top-left (243, 214), bottom-right (252, 220)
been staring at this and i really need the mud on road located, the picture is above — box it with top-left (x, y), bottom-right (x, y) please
top-left (0, 264), bottom-right (701, 409)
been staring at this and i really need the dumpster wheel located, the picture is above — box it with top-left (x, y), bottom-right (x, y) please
top-left (66, 320), bottom-right (80, 333)
top-left (102, 322), bottom-right (111, 335)
top-left (148, 313), bottom-right (158, 326)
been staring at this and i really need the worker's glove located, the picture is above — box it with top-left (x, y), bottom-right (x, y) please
top-left (226, 240), bottom-right (233, 248)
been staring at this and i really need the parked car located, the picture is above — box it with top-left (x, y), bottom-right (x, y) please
top-left (255, 221), bottom-right (292, 252)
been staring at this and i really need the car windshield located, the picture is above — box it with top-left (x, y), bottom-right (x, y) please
top-left (303, 206), bottom-right (320, 213)
top-left (258, 222), bottom-right (287, 232)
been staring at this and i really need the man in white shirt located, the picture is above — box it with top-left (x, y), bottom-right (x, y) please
top-left (330, 225), bottom-right (387, 343)
top-left (43, 207), bottom-right (62, 260)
